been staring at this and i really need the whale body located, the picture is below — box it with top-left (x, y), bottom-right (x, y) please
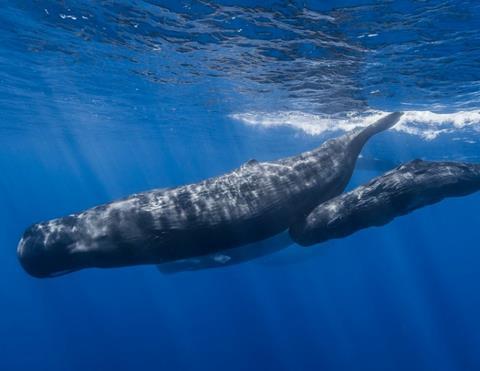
top-left (290, 159), bottom-right (480, 246)
top-left (17, 112), bottom-right (402, 277)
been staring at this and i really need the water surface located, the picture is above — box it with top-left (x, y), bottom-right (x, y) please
top-left (1, 1), bottom-right (480, 370)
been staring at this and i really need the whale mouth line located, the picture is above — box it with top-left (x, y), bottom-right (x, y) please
top-left (45, 269), bottom-right (78, 278)
top-left (27, 268), bottom-right (79, 279)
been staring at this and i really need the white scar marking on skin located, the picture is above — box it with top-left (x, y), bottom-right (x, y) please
top-left (213, 255), bottom-right (231, 264)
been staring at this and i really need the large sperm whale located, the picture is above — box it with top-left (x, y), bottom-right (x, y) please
top-left (290, 160), bottom-right (480, 246)
top-left (17, 112), bottom-right (403, 277)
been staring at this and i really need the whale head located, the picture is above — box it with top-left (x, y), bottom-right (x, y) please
top-left (17, 221), bottom-right (84, 278)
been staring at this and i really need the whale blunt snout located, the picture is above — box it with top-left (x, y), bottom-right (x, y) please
top-left (17, 224), bottom-right (80, 278)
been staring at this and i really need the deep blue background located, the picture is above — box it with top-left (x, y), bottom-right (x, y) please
top-left (1, 1), bottom-right (480, 370)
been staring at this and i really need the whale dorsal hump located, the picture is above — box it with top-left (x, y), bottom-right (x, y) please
top-left (242, 159), bottom-right (259, 167)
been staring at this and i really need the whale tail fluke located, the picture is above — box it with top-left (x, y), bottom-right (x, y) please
top-left (358, 112), bottom-right (402, 143)
top-left (349, 112), bottom-right (403, 155)
top-left (368, 111), bottom-right (403, 133)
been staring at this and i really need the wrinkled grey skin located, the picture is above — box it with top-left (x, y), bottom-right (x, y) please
top-left (290, 160), bottom-right (480, 246)
top-left (17, 112), bottom-right (402, 278)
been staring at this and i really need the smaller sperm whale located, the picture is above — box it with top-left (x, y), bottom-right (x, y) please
top-left (17, 112), bottom-right (403, 278)
top-left (290, 160), bottom-right (480, 246)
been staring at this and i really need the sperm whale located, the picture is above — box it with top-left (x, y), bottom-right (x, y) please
top-left (290, 159), bottom-right (480, 246)
top-left (16, 112), bottom-right (402, 277)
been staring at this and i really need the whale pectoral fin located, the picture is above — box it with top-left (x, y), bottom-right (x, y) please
top-left (156, 258), bottom-right (203, 274)
top-left (155, 254), bottom-right (232, 274)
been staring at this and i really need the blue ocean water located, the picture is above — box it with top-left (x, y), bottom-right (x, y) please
top-left (2, 1), bottom-right (480, 370)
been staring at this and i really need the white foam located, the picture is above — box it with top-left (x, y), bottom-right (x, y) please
top-left (59, 14), bottom-right (77, 20)
top-left (230, 109), bottom-right (480, 140)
